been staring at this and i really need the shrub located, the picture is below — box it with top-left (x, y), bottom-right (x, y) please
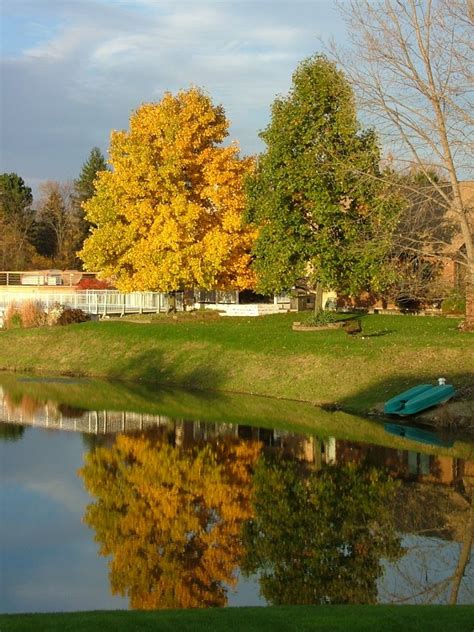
top-left (47, 302), bottom-right (64, 326)
top-left (19, 300), bottom-right (47, 328)
top-left (56, 308), bottom-right (90, 326)
top-left (4, 303), bottom-right (22, 329)
top-left (442, 290), bottom-right (466, 315)
top-left (77, 277), bottom-right (112, 290)
top-left (304, 310), bottom-right (339, 327)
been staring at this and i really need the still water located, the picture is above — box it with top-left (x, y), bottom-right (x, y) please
top-left (1, 374), bottom-right (473, 612)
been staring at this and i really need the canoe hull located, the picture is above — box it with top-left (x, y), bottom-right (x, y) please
top-left (384, 384), bottom-right (456, 416)
top-left (384, 422), bottom-right (454, 447)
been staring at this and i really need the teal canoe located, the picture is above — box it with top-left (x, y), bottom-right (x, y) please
top-left (384, 422), bottom-right (453, 447)
top-left (383, 380), bottom-right (456, 416)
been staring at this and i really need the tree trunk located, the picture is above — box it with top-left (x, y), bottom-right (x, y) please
top-left (449, 494), bottom-right (473, 604)
top-left (314, 282), bottom-right (323, 315)
top-left (463, 267), bottom-right (474, 332)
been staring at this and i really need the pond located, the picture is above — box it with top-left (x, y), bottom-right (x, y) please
top-left (1, 373), bottom-right (473, 613)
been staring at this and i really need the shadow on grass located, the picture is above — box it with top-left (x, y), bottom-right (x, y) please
top-left (360, 330), bottom-right (395, 338)
top-left (105, 349), bottom-right (227, 398)
top-left (339, 370), bottom-right (474, 417)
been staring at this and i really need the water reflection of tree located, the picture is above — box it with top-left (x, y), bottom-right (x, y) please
top-left (79, 433), bottom-right (261, 609)
top-left (383, 482), bottom-right (474, 604)
top-left (0, 422), bottom-right (25, 442)
top-left (241, 456), bottom-right (402, 605)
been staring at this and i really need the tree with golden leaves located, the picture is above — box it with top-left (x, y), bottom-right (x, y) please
top-left (79, 433), bottom-right (261, 609)
top-left (79, 88), bottom-right (256, 292)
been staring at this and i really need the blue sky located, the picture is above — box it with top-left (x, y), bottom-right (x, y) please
top-left (0, 0), bottom-right (347, 199)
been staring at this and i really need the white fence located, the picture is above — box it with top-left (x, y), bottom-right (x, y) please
top-left (209, 303), bottom-right (288, 317)
top-left (0, 271), bottom-right (97, 287)
top-left (0, 290), bottom-right (174, 316)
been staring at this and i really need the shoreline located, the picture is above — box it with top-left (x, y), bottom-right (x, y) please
top-left (0, 314), bottom-right (472, 434)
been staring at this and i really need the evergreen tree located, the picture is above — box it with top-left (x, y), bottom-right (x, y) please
top-left (242, 456), bottom-right (402, 605)
top-left (0, 173), bottom-right (36, 269)
top-left (246, 55), bottom-right (399, 306)
top-left (74, 147), bottom-right (108, 245)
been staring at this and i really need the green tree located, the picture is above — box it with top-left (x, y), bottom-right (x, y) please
top-left (246, 55), bottom-right (399, 308)
top-left (0, 422), bottom-right (25, 442)
top-left (0, 173), bottom-right (35, 269)
top-left (74, 147), bottom-right (108, 244)
top-left (241, 456), bottom-right (402, 605)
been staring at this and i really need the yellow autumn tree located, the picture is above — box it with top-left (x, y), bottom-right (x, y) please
top-left (79, 88), bottom-right (256, 291)
top-left (79, 433), bottom-right (261, 609)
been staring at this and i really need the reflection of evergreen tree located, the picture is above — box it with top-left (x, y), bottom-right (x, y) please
top-left (79, 434), bottom-right (261, 609)
top-left (0, 422), bottom-right (25, 442)
top-left (241, 456), bottom-right (402, 605)
top-left (81, 432), bottom-right (108, 452)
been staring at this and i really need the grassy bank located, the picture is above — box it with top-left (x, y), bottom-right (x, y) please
top-left (0, 313), bottom-right (472, 416)
top-left (1, 605), bottom-right (473, 632)
top-left (2, 372), bottom-right (473, 460)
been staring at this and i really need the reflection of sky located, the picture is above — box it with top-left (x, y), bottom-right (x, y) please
top-left (1, 421), bottom-right (472, 612)
top-left (0, 427), bottom-right (127, 613)
top-left (379, 535), bottom-right (474, 605)
top-left (0, 426), bottom-right (266, 613)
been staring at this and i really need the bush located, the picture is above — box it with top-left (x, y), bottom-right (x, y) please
top-left (3, 302), bottom-right (90, 329)
top-left (4, 303), bottom-right (22, 329)
top-left (56, 308), bottom-right (90, 326)
top-left (19, 300), bottom-right (47, 328)
top-left (47, 302), bottom-right (64, 326)
top-left (77, 277), bottom-right (112, 290)
top-left (304, 310), bottom-right (339, 326)
top-left (442, 290), bottom-right (466, 315)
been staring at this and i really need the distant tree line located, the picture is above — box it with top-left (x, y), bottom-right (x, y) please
top-left (0, 147), bottom-right (107, 270)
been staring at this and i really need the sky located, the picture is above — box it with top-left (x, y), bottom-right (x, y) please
top-left (0, 0), bottom-right (347, 200)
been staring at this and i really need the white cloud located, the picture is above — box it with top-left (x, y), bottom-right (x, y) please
top-left (90, 35), bottom-right (149, 65)
top-left (23, 26), bottom-right (96, 59)
top-left (0, 0), bottom-right (346, 194)
top-left (163, 6), bottom-right (222, 30)
top-left (26, 478), bottom-right (88, 515)
top-left (251, 25), bottom-right (307, 46)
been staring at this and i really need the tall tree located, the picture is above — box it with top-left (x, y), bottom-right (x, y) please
top-left (0, 173), bottom-right (35, 269)
top-left (334, 0), bottom-right (474, 328)
top-left (34, 181), bottom-right (82, 268)
top-left (246, 55), bottom-right (399, 308)
top-left (79, 88), bottom-right (256, 292)
top-left (74, 147), bottom-right (108, 204)
top-left (80, 433), bottom-right (261, 609)
top-left (241, 456), bottom-right (402, 605)
top-left (385, 168), bottom-right (457, 308)
top-left (73, 147), bottom-right (108, 244)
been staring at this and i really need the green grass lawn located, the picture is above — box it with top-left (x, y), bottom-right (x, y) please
top-left (1, 606), bottom-right (473, 632)
top-left (0, 313), bottom-right (472, 416)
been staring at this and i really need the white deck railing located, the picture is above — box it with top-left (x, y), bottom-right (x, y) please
top-left (0, 289), bottom-right (174, 315)
top-left (0, 270), bottom-right (98, 287)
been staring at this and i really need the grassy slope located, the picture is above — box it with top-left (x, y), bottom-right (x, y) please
top-left (1, 606), bottom-right (473, 632)
top-left (1, 372), bottom-right (473, 460)
top-left (0, 313), bottom-right (472, 415)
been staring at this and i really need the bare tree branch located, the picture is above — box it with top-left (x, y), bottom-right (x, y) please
top-left (331, 0), bottom-right (474, 326)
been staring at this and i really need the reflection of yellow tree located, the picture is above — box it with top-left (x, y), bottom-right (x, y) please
top-left (79, 434), bottom-right (261, 609)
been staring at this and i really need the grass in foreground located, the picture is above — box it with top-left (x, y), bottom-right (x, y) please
top-left (1, 606), bottom-right (473, 632)
top-left (0, 313), bottom-right (472, 415)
